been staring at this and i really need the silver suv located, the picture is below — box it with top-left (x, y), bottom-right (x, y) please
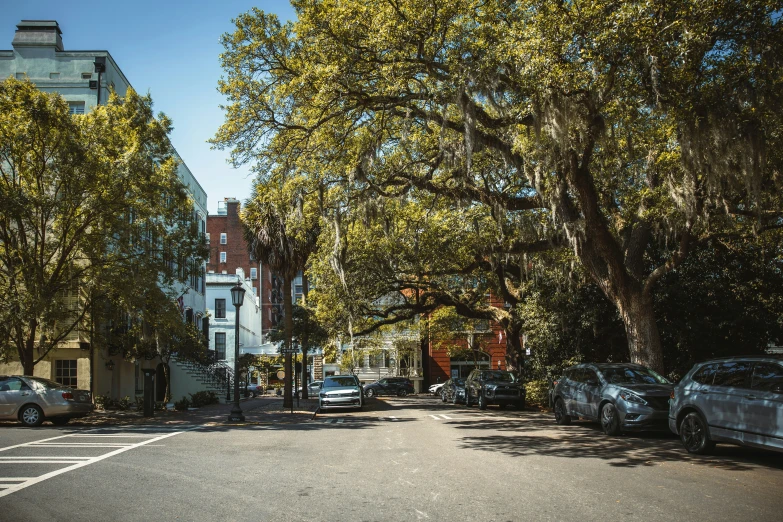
top-left (552, 363), bottom-right (673, 435)
top-left (669, 356), bottom-right (783, 454)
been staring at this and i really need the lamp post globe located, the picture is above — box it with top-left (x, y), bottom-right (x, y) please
top-left (228, 281), bottom-right (246, 422)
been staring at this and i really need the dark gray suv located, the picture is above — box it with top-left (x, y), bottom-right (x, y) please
top-left (465, 370), bottom-right (525, 410)
top-left (669, 356), bottom-right (783, 454)
top-left (552, 363), bottom-right (673, 435)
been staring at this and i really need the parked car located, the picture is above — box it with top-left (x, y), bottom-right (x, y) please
top-left (669, 356), bottom-right (783, 454)
top-left (440, 378), bottom-right (466, 404)
top-left (295, 381), bottom-right (324, 398)
top-left (364, 377), bottom-right (415, 398)
top-left (0, 375), bottom-right (93, 427)
top-left (552, 363), bottom-right (672, 435)
top-left (465, 370), bottom-right (526, 410)
top-left (245, 383), bottom-right (264, 397)
top-left (319, 375), bottom-right (363, 411)
top-left (429, 382), bottom-right (445, 395)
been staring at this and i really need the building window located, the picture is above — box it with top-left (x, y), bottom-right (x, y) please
top-left (250, 268), bottom-right (257, 279)
top-left (294, 284), bottom-right (304, 303)
top-left (252, 287), bottom-right (257, 295)
top-left (220, 252), bottom-right (226, 263)
top-left (49, 72), bottom-right (60, 79)
top-left (55, 360), bottom-right (78, 388)
top-left (215, 299), bottom-right (226, 319)
top-left (82, 72), bottom-right (92, 79)
top-left (220, 233), bottom-right (227, 244)
top-left (68, 102), bottom-right (85, 115)
top-left (15, 72), bottom-right (26, 79)
top-left (205, 233), bottom-right (210, 243)
top-left (215, 332), bottom-right (226, 360)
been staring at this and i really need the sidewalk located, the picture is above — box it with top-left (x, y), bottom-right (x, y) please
top-left (65, 396), bottom-right (320, 428)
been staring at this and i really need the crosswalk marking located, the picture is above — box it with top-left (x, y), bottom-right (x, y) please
top-left (429, 414), bottom-right (452, 420)
top-left (0, 428), bottom-right (191, 498)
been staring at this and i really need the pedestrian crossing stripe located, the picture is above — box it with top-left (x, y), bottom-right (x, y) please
top-left (429, 414), bottom-right (452, 420)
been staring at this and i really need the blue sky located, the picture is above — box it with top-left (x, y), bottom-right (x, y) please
top-left (3, 1), bottom-right (296, 213)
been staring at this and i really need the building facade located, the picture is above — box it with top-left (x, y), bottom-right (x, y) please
top-left (0, 20), bottom-right (208, 400)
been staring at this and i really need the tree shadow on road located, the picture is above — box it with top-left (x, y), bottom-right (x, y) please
top-left (449, 412), bottom-right (783, 472)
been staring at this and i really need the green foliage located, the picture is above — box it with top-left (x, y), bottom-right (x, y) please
top-left (524, 380), bottom-right (549, 407)
top-left (94, 393), bottom-right (133, 411)
top-left (174, 396), bottom-right (191, 411)
top-left (0, 78), bottom-right (207, 373)
top-left (214, 1), bottom-right (783, 373)
top-left (189, 390), bottom-right (219, 408)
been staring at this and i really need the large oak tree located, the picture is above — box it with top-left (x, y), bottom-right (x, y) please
top-left (214, 1), bottom-right (783, 372)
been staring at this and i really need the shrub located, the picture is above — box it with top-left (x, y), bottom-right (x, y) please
top-left (189, 390), bottom-right (219, 408)
top-left (174, 396), bottom-right (191, 411)
top-left (94, 393), bottom-right (110, 410)
top-left (525, 379), bottom-right (549, 407)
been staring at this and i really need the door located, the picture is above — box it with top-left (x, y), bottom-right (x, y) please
top-left (743, 362), bottom-right (783, 442)
top-left (574, 369), bottom-right (602, 420)
top-left (705, 361), bottom-right (753, 435)
top-left (0, 377), bottom-right (32, 417)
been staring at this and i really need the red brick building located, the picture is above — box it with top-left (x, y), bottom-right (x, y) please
top-left (206, 198), bottom-right (279, 337)
top-left (422, 295), bottom-right (511, 386)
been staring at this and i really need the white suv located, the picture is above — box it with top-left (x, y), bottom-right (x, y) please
top-left (669, 356), bottom-right (783, 454)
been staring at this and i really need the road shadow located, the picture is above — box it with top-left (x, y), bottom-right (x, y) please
top-left (449, 412), bottom-right (783, 472)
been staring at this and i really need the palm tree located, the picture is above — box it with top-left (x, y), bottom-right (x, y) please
top-left (242, 180), bottom-right (320, 408)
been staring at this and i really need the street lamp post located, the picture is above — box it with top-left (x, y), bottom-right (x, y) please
top-left (228, 282), bottom-right (246, 422)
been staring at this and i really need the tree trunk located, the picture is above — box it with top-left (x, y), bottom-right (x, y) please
top-left (619, 290), bottom-right (665, 374)
top-left (21, 325), bottom-right (36, 376)
top-left (283, 276), bottom-right (293, 408)
top-left (504, 323), bottom-right (524, 374)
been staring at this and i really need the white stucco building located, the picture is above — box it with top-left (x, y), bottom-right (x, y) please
top-left (0, 20), bottom-right (208, 401)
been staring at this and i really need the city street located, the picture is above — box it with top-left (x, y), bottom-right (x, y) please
top-left (1, 396), bottom-right (781, 521)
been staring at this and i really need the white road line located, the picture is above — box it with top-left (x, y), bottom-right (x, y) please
top-left (31, 442), bottom-right (135, 447)
top-left (0, 430), bottom-right (187, 498)
top-left (68, 434), bottom-right (162, 438)
top-left (337, 419), bottom-right (345, 424)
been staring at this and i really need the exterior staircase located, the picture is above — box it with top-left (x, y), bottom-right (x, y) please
top-left (171, 352), bottom-right (240, 402)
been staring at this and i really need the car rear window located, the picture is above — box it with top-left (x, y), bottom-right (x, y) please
top-left (713, 361), bottom-right (752, 388)
top-left (751, 363), bottom-right (783, 393)
top-left (324, 377), bottom-right (358, 387)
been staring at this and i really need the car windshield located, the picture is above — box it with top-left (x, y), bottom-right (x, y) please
top-left (324, 377), bottom-right (358, 387)
top-left (26, 377), bottom-right (67, 389)
top-left (601, 366), bottom-right (669, 385)
top-left (482, 371), bottom-right (516, 382)
top-left (452, 378), bottom-right (465, 386)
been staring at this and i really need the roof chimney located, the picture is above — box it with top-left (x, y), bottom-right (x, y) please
top-left (12, 20), bottom-right (64, 51)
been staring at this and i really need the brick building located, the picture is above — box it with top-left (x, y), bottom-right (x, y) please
top-left (206, 198), bottom-right (274, 338)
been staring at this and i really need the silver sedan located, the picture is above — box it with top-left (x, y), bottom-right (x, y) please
top-left (0, 375), bottom-right (93, 427)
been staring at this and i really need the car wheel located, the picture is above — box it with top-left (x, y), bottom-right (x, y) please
top-left (19, 404), bottom-right (44, 427)
top-left (680, 412), bottom-right (715, 455)
top-left (397, 389), bottom-right (408, 397)
top-left (478, 393), bottom-right (487, 410)
top-left (554, 398), bottom-right (571, 425)
top-left (600, 403), bottom-right (621, 436)
top-left (50, 417), bottom-right (70, 426)
top-left (441, 391), bottom-right (447, 402)
top-left (452, 393), bottom-right (459, 405)
top-left (365, 388), bottom-right (375, 398)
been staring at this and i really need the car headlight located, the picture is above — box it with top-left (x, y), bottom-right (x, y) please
top-left (319, 392), bottom-right (327, 398)
top-left (351, 390), bottom-right (360, 397)
top-left (620, 392), bottom-right (647, 405)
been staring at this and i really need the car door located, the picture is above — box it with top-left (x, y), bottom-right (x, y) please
top-left (0, 377), bottom-right (31, 417)
top-left (376, 378), bottom-right (390, 395)
top-left (743, 362), bottom-right (783, 443)
top-left (558, 369), bottom-right (577, 414)
top-left (580, 369), bottom-right (603, 420)
top-left (704, 361), bottom-right (753, 435)
top-left (465, 371), bottom-right (478, 401)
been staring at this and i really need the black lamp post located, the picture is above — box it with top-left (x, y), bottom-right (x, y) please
top-left (228, 281), bottom-right (246, 422)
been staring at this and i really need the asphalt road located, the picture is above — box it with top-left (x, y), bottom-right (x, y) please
top-left (1, 396), bottom-right (782, 521)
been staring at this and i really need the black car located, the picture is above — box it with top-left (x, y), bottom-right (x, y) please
top-left (465, 370), bottom-right (525, 410)
top-left (552, 363), bottom-right (673, 435)
top-left (440, 378), bottom-right (466, 404)
top-left (363, 377), bottom-right (415, 398)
